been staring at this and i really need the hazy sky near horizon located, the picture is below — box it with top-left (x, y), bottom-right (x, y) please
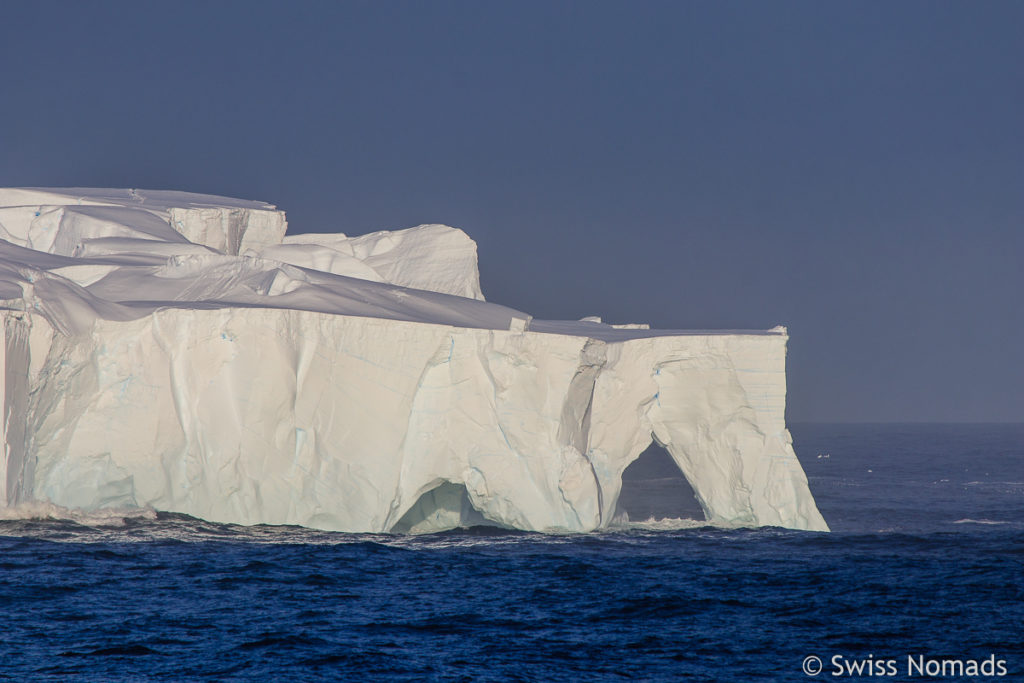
top-left (2, 1), bottom-right (1021, 422)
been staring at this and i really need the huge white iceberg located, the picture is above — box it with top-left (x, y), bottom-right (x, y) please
top-left (0, 188), bottom-right (828, 533)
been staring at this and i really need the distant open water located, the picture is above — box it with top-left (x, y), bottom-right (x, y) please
top-left (0, 424), bottom-right (1021, 681)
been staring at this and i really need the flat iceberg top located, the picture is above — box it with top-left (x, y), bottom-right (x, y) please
top-left (0, 188), bottom-right (783, 341)
top-left (0, 187), bottom-right (278, 212)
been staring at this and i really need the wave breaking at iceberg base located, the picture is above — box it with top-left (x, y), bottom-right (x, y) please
top-left (0, 501), bottom-right (158, 525)
top-left (0, 509), bottom-right (769, 547)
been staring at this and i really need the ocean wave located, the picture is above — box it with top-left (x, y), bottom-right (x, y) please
top-left (951, 518), bottom-right (1013, 526)
top-left (964, 481), bottom-right (1024, 490)
top-left (0, 501), bottom-right (158, 525)
top-left (0, 505), bottom-right (757, 546)
top-left (617, 517), bottom-right (719, 531)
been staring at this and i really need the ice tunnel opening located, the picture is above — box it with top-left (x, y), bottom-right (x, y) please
top-left (389, 481), bottom-right (499, 534)
top-left (616, 442), bottom-right (705, 523)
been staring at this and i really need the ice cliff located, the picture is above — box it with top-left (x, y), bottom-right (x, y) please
top-left (0, 188), bottom-right (828, 533)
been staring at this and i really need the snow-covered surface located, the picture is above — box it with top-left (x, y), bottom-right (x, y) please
top-left (0, 188), bottom-right (828, 533)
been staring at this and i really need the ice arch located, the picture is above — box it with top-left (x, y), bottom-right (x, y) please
top-left (586, 343), bottom-right (828, 531)
top-left (615, 442), bottom-right (704, 523)
top-left (388, 481), bottom-right (496, 534)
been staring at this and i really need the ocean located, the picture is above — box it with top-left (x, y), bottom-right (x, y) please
top-left (1, 424), bottom-right (1021, 681)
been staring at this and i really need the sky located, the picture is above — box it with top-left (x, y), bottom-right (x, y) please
top-left (1, 1), bottom-right (1021, 422)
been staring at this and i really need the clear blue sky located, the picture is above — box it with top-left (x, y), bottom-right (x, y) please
top-left (2, 1), bottom-right (1021, 422)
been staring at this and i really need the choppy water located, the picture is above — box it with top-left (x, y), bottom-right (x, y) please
top-left (0, 424), bottom-right (1021, 681)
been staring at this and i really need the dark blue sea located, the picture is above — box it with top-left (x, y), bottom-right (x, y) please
top-left (1, 424), bottom-right (1021, 681)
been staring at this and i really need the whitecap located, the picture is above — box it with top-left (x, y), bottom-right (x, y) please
top-left (951, 518), bottom-right (1010, 526)
top-left (0, 501), bottom-right (157, 525)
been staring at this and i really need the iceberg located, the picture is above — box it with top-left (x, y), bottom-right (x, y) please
top-left (0, 188), bottom-right (828, 533)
